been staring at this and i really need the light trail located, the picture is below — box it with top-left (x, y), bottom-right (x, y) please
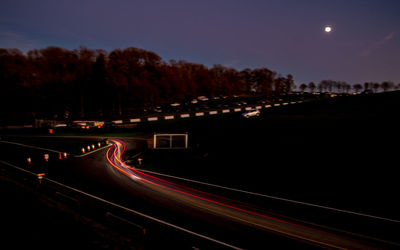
top-left (105, 139), bottom-right (383, 249)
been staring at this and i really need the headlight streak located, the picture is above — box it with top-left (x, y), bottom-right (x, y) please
top-left (112, 140), bottom-right (250, 205)
top-left (106, 140), bottom-right (284, 219)
top-left (105, 139), bottom-right (376, 249)
top-left (108, 139), bottom-right (309, 224)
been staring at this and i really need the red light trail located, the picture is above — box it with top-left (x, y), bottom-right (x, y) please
top-left (105, 138), bottom-right (377, 249)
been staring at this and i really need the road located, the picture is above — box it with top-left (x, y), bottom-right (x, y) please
top-left (105, 138), bottom-right (394, 249)
top-left (1, 136), bottom-right (398, 249)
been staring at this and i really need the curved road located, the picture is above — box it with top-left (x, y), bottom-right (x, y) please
top-left (1, 136), bottom-right (397, 249)
top-left (104, 138), bottom-right (385, 249)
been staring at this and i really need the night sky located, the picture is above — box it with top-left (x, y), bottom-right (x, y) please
top-left (1, 0), bottom-right (400, 84)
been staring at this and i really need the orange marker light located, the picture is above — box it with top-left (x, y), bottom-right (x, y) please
top-left (37, 173), bottom-right (45, 183)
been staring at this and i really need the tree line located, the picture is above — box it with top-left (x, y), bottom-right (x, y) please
top-left (0, 46), bottom-right (294, 124)
top-left (298, 80), bottom-right (399, 94)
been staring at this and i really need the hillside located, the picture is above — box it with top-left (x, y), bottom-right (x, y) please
top-left (141, 91), bottom-right (400, 219)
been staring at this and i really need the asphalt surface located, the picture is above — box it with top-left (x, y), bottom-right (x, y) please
top-left (1, 135), bottom-right (399, 249)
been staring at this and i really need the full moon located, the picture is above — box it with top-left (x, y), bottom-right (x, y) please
top-left (324, 26), bottom-right (332, 33)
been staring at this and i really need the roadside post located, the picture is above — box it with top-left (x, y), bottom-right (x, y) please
top-left (37, 173), bottom-right (45, 184)
top-left (44, 154), bottom-right (49, 162)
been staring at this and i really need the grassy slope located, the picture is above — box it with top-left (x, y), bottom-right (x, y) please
top-left (0, 171), bottom-right (143, 250)
top-left (1, 92), bottom-right (398, 248)
top-left (141, 91), bottom-right (400, 219)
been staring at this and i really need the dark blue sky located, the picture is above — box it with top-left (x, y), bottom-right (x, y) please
top-left (1, 0), bottom-right (399, 84)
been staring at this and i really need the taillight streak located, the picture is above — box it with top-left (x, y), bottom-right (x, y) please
top-left (105, 139), bottom-right (344, 241)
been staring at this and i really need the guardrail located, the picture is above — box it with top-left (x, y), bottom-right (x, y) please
top-left (0, 160), bottom-right (241, 249)
top-left (2, 135), bottom-right (400, 248)
top-left (0, 100), bottom-right (304, 129)
top-left (108, 100), bottom-right (304, 126)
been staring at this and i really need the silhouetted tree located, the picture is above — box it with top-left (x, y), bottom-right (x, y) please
top-left (353, 83), bottom-right (362, 92)
top-left (308, 82), bottom-right (316, 93)
top-left (258, 68), bottom-right (275, 94)
top-left (239, 68), bottom-right (254, 94)
top-left (283, 74), bottom-right (294, 94)
top-left (353, 84), bottom-right (362, 93)
top-left (299, 83), bottom-right (307, 92)
top-left (318, 80), bottom-right (330, 93)
top-left (342, 82), bottom-right (351, 94)
top-left (372, 82), bottom-right (380, 93)
top-left (92, 50), bottom-right (109, 118)
top-left (28, 47), bottom-right (78, 118)
top-left (0, 48), bottom-right (30, 122)
top-left (364, 82), bottom-right (372, 91)
top-left (5, 45), bottom-right (396, 125)
top-left (381, 81), bottom-right (393, 92)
